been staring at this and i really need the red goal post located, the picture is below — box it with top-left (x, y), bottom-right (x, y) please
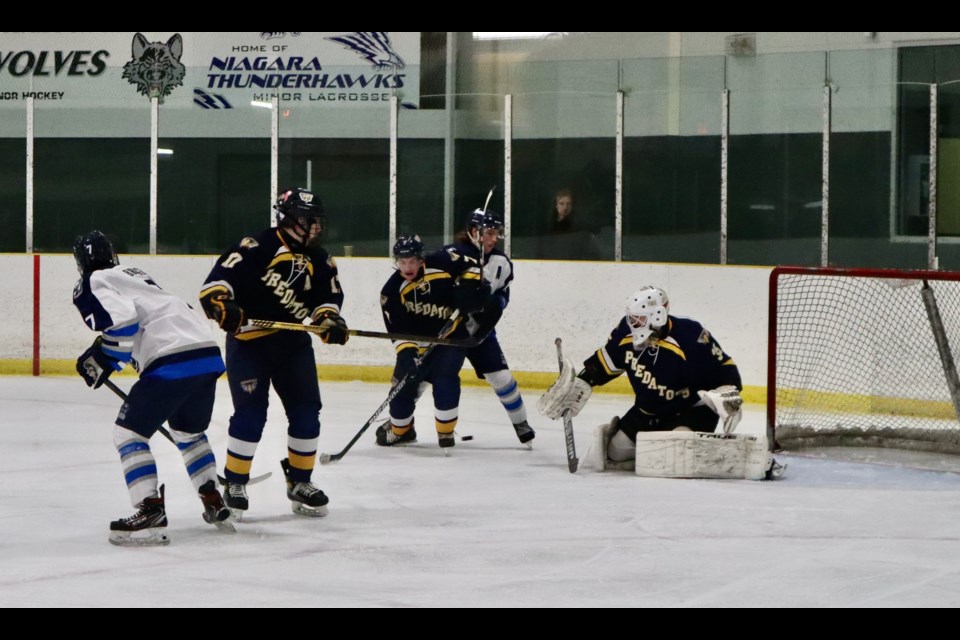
top-left (768, 266), bottom-right (960, 454)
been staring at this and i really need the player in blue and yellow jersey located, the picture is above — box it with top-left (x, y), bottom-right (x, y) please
top-left (443, 209), bottom-right (535, 445)
top-left (199, 187), bottom-right (347, 517)
top-left (376, 234), bottom-right (481, 449)
top-left (539, 286), bottom-right (744, 465)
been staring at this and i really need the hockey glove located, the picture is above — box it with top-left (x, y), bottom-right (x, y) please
top-left (76, 336), bottom-right (121, 389)
top-left (395, 347), bottom-right (421, 381)
top-left (453, 281), bottom-right (485, 315)
top-left (204, 291), bottom-right (245, 335)
top-left (537, 357), bottom-right (592, 420)
top-left (467, 295), bottom-right (504, 338)
top-left (311, 309), bottom-right (349, 345)
top-left (698, 385), bottom-right (743, 434)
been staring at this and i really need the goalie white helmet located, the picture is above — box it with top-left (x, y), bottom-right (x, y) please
top-left (625, 286), bottom-right (669, 348)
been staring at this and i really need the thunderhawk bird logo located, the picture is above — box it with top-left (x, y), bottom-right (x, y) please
top-left (326, 32), bottom-right (406, 70)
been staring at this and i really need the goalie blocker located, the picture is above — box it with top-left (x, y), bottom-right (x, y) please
top-left (592, 420), bottom-right (780, 480)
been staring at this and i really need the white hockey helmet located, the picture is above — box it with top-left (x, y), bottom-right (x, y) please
top-left (625, 286), bottom-right (669, 348)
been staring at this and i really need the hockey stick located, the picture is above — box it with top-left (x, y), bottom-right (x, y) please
top-left (554, 338), bottom-right (579, 473)
top-left (482, 185), bottom-right (495, 214)
top-left (319, 311), bottom-right (462, 464)
top-left (248, 318), bottom-right (481, 347)
top-left (471, 185), bottom-right (497, 260)
top-left (102, 379), bottom-right (272, 486)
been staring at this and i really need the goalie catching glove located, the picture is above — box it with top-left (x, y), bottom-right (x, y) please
top-left (698, 384), bottom-right (743, 434)
top-left (76, 336), bottom-right (122, 389)
top-left (537, 356), bottom-right (592, 419)
top-left (310, 308), bottom-right (349, 345)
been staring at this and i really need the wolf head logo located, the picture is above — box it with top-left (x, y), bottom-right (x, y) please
top-left (122, 33), bottom-right (185, 100)
top-left (326, 32), bottom-right (405, 70)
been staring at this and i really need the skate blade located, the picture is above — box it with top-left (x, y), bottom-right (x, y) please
top-left (385, 438), bottom-right (418, 447)
top-left (291, 503), bottom-right (329, 517)
top-left (203, 512), bottom-right (237, 532)
top-left (212, 520), bottom-right (236, 533)
top-left (109, 528), bottom-right (170, 547)
top-left (767, 460), bottom-right (787, 480)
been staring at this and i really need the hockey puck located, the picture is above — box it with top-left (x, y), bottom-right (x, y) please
top-left (461, 435), bottom-right (474, 441)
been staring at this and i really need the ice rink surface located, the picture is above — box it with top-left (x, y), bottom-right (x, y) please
top-left (2, 376), bottom-right (959, 608)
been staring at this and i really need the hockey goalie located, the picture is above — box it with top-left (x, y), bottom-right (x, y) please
top-left (538, 286), bottom-right (782, 480)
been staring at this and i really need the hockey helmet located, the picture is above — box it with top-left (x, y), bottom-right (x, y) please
top-left (393, 234), bottom-right (425, 260)
top-left (274, 187), bottom-right (325, 246)
top-left (466, 208), bottom-right (504, 236)
top-left (73, 230), bottom-right (119, 275)
top-left (625, 286), bottom-right (669, 348)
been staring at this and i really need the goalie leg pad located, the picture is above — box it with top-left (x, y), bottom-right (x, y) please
top-left (634, 432), bottom-right (771, 480)
top-left (590, 416), bottom-right (634, 471)
top-left (592, 418), bottom-right (636, 472)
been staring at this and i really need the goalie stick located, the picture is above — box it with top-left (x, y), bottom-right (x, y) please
top-left (554, 338), bottom-right (579, 473)
top-left (319, 312), bottom-right (462, 464)
top-left (102, 379), bottom-right (272, 486)
top-left (248, 318), bottom-right (481, 347)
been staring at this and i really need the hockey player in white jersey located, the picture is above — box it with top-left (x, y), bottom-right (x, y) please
top-left (72, 230), bottom-right (232, 546)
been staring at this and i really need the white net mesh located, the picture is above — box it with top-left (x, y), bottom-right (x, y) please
top-left (772, 268), bottom-right (960, 454)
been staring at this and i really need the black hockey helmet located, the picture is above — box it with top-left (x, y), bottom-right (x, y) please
top-left (274, 187), bottom-right (325, 246)
top-left (466, 208), bottom-right (503, 235)
top-left (73, 230), bottom-right (119, 275)
top-left (392, 234), bottom-right (425, 260)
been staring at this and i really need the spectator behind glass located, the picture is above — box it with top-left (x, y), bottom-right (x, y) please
top-left (550, 188), bottom-right (576, 234)
top-left (539, 188), bottom-right (601, 260)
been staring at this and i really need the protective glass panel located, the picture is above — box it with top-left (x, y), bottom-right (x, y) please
top-left (828, 49), bottom-right (917, 268)
top-left (277, 62), bottom-right (392, 258)
top-left (727, 52), bottom-right (825, 266)
top-left (0, 76), bottom-right (28, 252)
top-left (32, 65), bottom-right (150, 253)
top-left (622, 56), bottom-right (723, 263)
top-left (509, 59), bottom-right (619, 261)
top-left (157, 65), bottom-right (272, 254)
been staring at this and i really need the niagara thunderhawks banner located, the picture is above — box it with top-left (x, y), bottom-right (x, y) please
top-left (0, 32), bottom-right (421, 108)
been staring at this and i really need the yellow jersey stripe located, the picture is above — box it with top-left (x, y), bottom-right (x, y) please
top-left (653, 339), bottom-right (686, 360)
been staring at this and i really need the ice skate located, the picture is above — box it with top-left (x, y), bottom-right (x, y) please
top-left (109, 485), bottom-right (169, 547)
top-left (513, 420), bottom-right (536, 446)
top-left (199, 480), bottom-right (235, 532)
top-left (282, 459), bottom-right (329, 517)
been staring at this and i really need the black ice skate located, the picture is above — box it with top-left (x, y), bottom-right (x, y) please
top-left (199, 480), bottom-right (235, 532)
top-left (109, 485), bottom-right (169, 547)
top-left (437, 431), bottom-right (456, 449)
top-left (513, 420), bottom-right (536, 445)
top-left (281, 458), bottom-right (329, 517)
top-left (375, 422), bottom-right (417, 446)
top-left (223, 481), bottom-right (249, 520)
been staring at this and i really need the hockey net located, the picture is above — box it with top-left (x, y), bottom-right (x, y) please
top-left (769, 266), bottom-right (960, 455)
